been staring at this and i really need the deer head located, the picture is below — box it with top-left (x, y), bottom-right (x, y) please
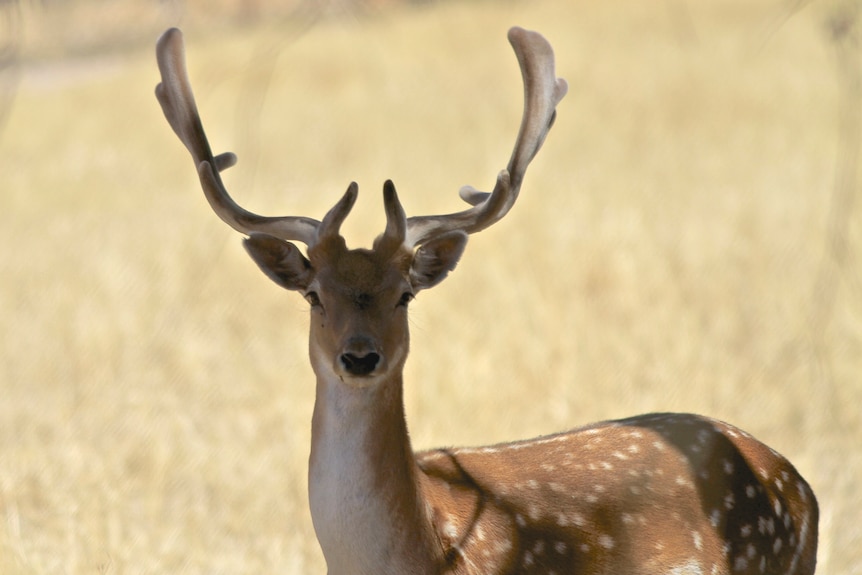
top-left (155, 27), bottom-right (567, 385)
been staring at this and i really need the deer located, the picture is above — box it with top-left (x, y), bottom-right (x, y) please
top-left (155, 26), bottom-right (818, 575)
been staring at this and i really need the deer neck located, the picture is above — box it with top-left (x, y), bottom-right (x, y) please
top-left (308, 368), bottom-right (441, 575)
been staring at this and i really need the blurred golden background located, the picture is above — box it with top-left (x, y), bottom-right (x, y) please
top-left (1, 0), bottom-right (860, 572)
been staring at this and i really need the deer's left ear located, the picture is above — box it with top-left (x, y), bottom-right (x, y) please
top-left (409, 231), bottom-right (468, 291)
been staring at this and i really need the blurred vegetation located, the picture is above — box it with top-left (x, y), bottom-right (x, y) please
top-left (1, 0), bottom-right (861, 573)
top-left (5, 0), bottom-right (434, 60)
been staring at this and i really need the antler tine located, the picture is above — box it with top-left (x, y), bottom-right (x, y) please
top-left (155, 28), bottom-right (320, 246)
top-left (405, 27), bottom-right (567, 248)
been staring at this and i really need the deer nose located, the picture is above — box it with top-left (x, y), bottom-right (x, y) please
top-left (338, 337), bottom-right (382, 377)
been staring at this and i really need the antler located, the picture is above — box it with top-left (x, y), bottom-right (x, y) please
top-left (155, 28), bottom-right (321, 245)
top-left (156, 26), bottom-right (565, 250)
top-left (404, 26), bottom-right (568, 248)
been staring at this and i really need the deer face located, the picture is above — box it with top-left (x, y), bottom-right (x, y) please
top-left (304, 243), bottom-right (413, 383)
top-left (242, 187), bottom-right (467, 385)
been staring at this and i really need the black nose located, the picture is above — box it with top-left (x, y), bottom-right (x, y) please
top-left (340, 351), bottom-right (381, 376)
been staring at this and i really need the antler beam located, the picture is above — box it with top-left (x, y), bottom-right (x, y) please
top-left (404, 26), bottom-right (568, 247)
top-left (155, 28), bottom-right (321, 246)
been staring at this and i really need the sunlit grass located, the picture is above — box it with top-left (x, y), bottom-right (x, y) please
top-left (1, 0), bottom-right (859, 572)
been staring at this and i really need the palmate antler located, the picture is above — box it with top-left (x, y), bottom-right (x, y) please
top-left (155, 26), bottom-right (567, 249)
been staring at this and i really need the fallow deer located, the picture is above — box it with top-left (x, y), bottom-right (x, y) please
top-left (156, 26), bottom-right (818, 575)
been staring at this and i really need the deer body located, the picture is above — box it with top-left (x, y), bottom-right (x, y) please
top-left (155, 26), bottom-right (818, 575)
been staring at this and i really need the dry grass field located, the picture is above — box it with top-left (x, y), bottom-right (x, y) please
top-left (1, 0), bottom-right (860, 572)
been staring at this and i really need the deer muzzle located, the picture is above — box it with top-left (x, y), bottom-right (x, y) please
top-left (338, 336), bottom-right (383, 378)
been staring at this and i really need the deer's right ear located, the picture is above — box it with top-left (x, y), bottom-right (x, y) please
top-left (243, 233), bottom-right (314, 291)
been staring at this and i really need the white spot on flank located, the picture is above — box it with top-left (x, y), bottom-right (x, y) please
top-left (653, 441), bottom-right (666, 451)
top-left (443, 522), bottom-right (458, 539)
top-left (773, 538), bottom-right (783, 554)
top-left (747, 543), bottom-right (756, 558)
top-left (724, 492), bottom-right (735, 510)
top-left (723, 459), bottom-right (734, 475)
top-left (571, 512), bottom-right (586, 527)
top-left (710, 509), bottom-right (721, 528)
top-left (734, 556), bottom-right (748, 571)
top-left (676, 475), bottom-right (693, 488)
top-left (555, 541), bottom-right (567, 554)
top-left (740, 524), bottom-right (752, 537)
top-left (774, 499), bottom-right (782, 516)
top-left (533, 540), bottom-right (545, 554)
top-left (599, 534), bottom-right (615, 549)
top-left (693, 530), bottom-right (703, 550)
top-left (668, 559), bottom-right (704, 575)
top-left (522, 551), bottom-right (534, 566)
top-left (746, 485), bottom-right (756, 498)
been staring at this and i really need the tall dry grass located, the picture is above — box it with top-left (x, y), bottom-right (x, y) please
top-left (1, 0), bottom-right (860, 572)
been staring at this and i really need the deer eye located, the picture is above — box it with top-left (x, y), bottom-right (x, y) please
top-left (397, 292), bottom-right (415, 308)
top-left (305, 291), bottom-right (322, 308)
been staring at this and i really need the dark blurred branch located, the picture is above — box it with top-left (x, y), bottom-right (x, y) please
top-left (0, 0), bottom-right (21, 139)
top-left (815, 0), bottom-right (862, 321)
